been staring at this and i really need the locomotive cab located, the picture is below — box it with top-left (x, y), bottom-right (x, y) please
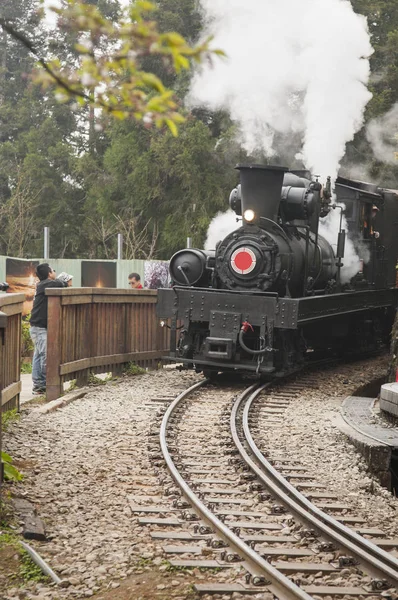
top-left (334, 176), bottom-right (398, 290)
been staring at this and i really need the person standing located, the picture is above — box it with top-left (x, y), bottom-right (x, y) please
top-left (128, 272), bottom-right (143, 289)
top-left (30, 264), bottom-right (67, 395)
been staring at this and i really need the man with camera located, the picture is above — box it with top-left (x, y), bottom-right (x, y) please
top-left (30, 264), bottom-right (72, 395)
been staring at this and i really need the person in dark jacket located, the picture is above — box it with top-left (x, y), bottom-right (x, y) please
top-left (30, 263), bottom-right (66, 395)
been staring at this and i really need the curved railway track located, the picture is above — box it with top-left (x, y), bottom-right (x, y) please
top-left (160, 381), bottom-right (313, 600)
top-left (233, 384), bottom-right (398, 589)
top-left (136, 371), bottom-right (398, 599)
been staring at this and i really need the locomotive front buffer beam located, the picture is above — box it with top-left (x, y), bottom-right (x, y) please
top-left (157, 287), bottom-right (297, 373)
top-left (157, 287), bottom-right (299, 331)
top-left (157, 287), bottom-right (398, 374)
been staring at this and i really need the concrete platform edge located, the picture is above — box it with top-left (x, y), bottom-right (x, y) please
top-left (30, 389), bottom-right (88, 415)
top-left (333, 413), bottom-right (391, 490)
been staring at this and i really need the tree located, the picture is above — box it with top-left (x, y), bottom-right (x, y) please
top-left (0, 1), bottom-right (83, 257)
top-left (0, 0), bottom-right (222, 135)
top-left (0, 170), bottom-right (40, 257)
top-left (77, 117), bottom-right (249, 258)
top-left (342, 0), bottom-right (398, 186)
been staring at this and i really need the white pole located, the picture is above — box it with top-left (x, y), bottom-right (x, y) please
top-left (117, 234), bottom-right (123, 260)
top-left (44, 227), bottom-right (50, 259)
top-left (186, 237), bottom-right (192, 249)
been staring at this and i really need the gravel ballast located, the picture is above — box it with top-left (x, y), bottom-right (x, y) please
top-left (2, 357), bottom-right (398, 600)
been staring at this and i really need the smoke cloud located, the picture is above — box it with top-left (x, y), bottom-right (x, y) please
top-left (190, 0), bottom-right (373, 179)
top-left (205, 210), bottom-right (240, 249)
top-left (366, 103), bottom-right (398, 164)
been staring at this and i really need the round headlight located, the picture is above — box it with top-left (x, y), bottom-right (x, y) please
top-left (243, 209), bottom-right (255, 222)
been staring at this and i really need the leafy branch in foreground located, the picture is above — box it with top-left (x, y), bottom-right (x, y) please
top-left (1, 0), bottom-right (224, 135)
top-left (1, 451), bottom-right (23, 482)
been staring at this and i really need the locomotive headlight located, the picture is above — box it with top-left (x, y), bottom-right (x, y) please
top-left (243, 209), bottom-right (255, 222)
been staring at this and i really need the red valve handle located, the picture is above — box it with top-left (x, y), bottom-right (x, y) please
top-left (241, 321), bottom-right (254, 333)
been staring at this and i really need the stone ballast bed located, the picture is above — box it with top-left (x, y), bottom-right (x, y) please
top-left (2, 357), bottom-right (398, 599)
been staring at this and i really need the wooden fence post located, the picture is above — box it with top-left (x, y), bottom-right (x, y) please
top-left (46, 295), bottom-right (62, 402)
top-left (0, 313), bottom-right (5, 484)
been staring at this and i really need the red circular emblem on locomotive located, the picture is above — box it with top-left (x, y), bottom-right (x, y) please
top-left (231, 247), bottom-right (257, 275)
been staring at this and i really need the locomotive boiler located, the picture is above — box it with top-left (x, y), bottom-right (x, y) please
top-left (157, 165), bottom-right (398, 377)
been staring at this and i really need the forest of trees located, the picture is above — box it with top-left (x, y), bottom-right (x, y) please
top-left (0, 0), bottom-right (397, 260)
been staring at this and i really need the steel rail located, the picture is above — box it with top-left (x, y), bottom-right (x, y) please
top-left (231, 385), bottom-right (398, 586)
top-left (243, 389), bottom-right (398, 576)
top-left (159, 380), bottom-right (315, 600)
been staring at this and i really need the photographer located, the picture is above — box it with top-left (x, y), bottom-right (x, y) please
top-left (30, 264), bottom-right (68, 396)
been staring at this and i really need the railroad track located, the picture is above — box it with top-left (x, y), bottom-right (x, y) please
top-left (133, 372), bottom-right (398, 599)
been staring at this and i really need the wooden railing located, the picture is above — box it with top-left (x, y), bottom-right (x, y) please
top-left (0, 293), bottom-right (24, 414)
top-left (46, 288), bottom-right (170, 401)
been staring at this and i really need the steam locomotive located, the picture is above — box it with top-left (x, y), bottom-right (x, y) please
top-left (157, 165), bottom-right (398, 377)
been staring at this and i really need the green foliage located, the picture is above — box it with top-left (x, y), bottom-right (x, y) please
top-left (18, 549), bottom-right (50, 583)
top-left (21, 362), bottom-right (32, 375)
top-left (1, 409), bottom-right (22, 482)
top-left (29, 0), bottom-right (223, 133)
top-left (66, 379), bottom-right (78, 392)
top-left (87, 372), bottom-right (112, 385)
top-left (1, 409), bottom-right (19, 432)
top-left (352, 0), bottom-right (398, 117)
top-left (81, 117), bottom-right (242, 257)
top-left (136, 555), bottom-right (154, 568)
top-left (21, 314), bottom-right (33, 358)
top-left (388, 309), bottom-right (398, 381)
top-left (341, 1), bottom-right (398, 184)
top-left (161, 560), bottom-right (192, 574)
top-left (124, 363), bottom-right (146, 376)
top-left (1, 452), bottom-right (23, 482)
top-left (0, 529), bottom-right (18, 549)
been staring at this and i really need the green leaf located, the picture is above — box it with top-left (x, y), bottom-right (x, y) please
top-left (4, 462), bottom-right (23, 482)
top-left (174, 54), bottom-right (190, 72)
top-left (1, 451), bottom-right (13, 464)
top-left (1, 452), bottom-right (23, 481)
top-left (134, 0), bottom-right (155, 12)
top-left (140, 73), bottom-right (165, 92)
top-left (162, 32), bottom-right (186, 47)
top-left (165, 119), bottom-right (178, 137)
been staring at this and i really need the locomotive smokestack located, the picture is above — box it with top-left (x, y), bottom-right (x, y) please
top-left (236, 164), bottom-right (288, 224)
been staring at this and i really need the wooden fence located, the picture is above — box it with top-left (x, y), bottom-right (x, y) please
top-left (0, 293), bottom-right (24, 414)
top-left (46, 288), bottom-right (170, 401)
top-left (0, 293), bottom-right (23, 484)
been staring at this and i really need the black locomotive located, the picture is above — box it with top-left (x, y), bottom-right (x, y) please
top-left (157, 165), bottom-right (398, 377)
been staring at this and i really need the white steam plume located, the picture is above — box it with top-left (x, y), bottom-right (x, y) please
top-left (366, 103), bottom-right (398, 165)
top-left (190, 0), bottom-right (373, 179)
top-left (205, 210), bottom-right (240, 250)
